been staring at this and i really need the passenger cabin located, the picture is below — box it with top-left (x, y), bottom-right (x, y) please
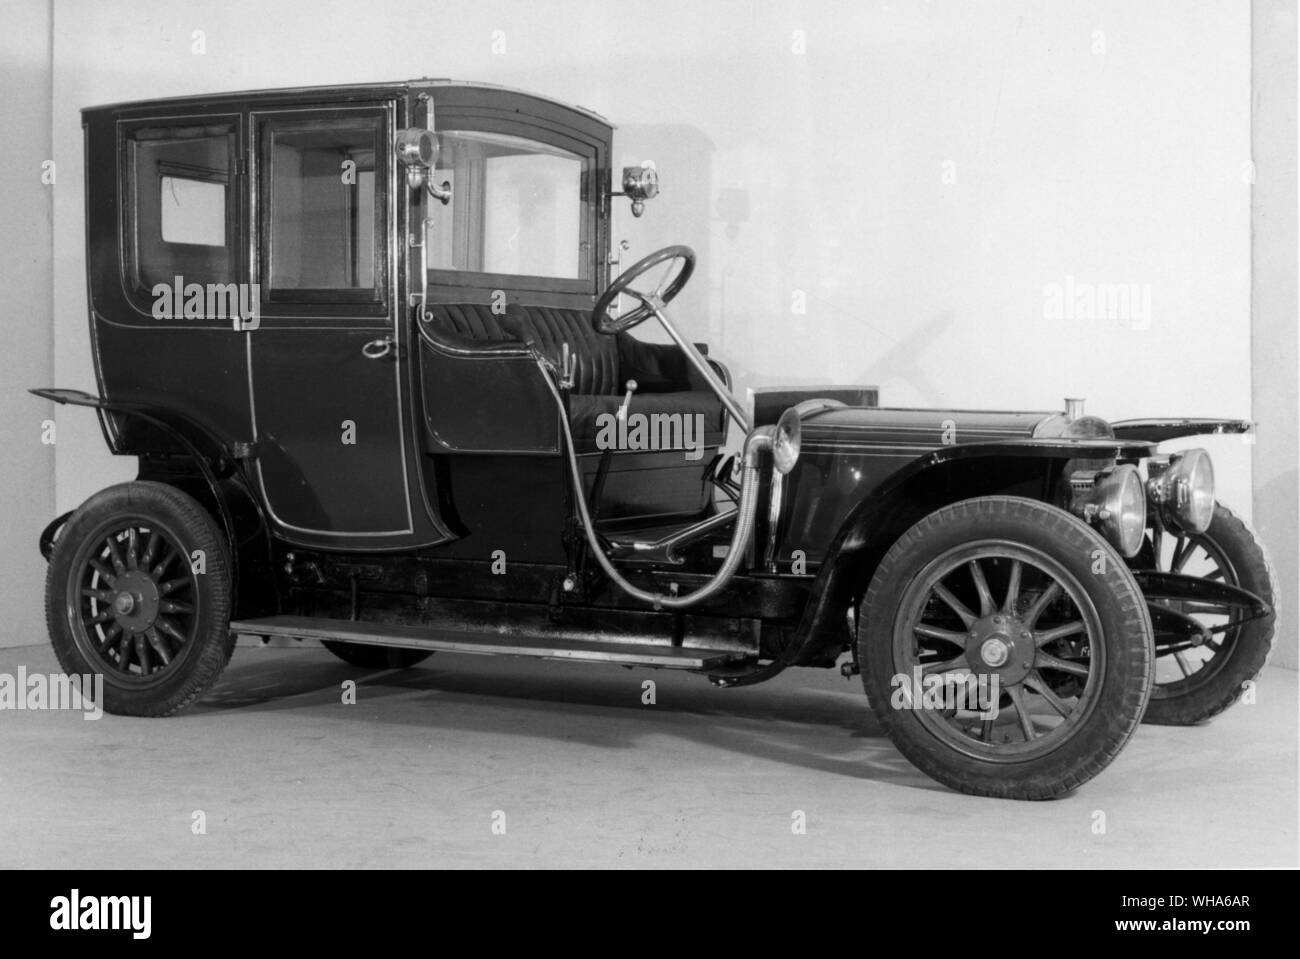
top-left (82, 81), bottom-right (727, 560)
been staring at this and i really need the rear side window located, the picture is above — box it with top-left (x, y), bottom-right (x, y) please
top-left (257, 110), bottom-right (387, 306)
top-left (159, 176), bottom-right (225, 246)
top-left (125, 122), bottom-right (237, 292)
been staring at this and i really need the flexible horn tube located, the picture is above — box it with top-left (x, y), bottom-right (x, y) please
top-left (536, 357), bottom-right (773, 610)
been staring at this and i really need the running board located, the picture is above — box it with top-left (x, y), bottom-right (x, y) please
top-left (229, 615), bottom-right (747, 670)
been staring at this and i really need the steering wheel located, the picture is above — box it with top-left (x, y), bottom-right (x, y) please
top-left (592, 245), bottom-right (695, 334)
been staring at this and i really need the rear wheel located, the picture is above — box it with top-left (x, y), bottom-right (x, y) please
top-left (45, 481), bottom-right (234, 716)
top-left (859, 496), bottom-right (1153, 800)
top-left (1141, 503), bottom-right (1276, 725)
top-left (320, 641), bottom-right (433, 669)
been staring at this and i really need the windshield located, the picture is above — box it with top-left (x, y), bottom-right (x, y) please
top-left (427, 130), bottom-right (590, 282)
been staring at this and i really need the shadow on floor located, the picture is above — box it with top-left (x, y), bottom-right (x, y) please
top-left (194, 648), bottom-right (937, 791)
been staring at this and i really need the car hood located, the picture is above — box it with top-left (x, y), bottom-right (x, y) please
top-left (799, 406), bottom-right (1073, 454)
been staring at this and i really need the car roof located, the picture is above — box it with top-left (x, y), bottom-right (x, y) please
top-left (82, 79), bottom-right (612, 126)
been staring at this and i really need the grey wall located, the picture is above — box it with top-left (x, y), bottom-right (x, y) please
top-left (1252, 0), bottom-right (1298, 670)
top-left (49, 0), bottom-right (1256, 517)
top-left (0, 1), bottom-right (54, 649)
top-left (0, 0), bottom-right (1289, 669)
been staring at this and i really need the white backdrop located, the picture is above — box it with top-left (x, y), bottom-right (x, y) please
top-left (47, 0), bottom-right (1253, 519)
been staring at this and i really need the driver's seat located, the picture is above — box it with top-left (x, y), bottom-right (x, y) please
top-left (422, 302), bottom-right (727, 453)
top-left (567, 331), bottom-right (727, 454)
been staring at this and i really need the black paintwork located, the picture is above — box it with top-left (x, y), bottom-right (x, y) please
top-left (37, 80), bottom-right (1263, 679)
top-left (1111, 418), bottom-right (1254, 443)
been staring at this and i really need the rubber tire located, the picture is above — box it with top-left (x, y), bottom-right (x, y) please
top-left (45, 481), bottom-right (234, 717)
top-left (1142, 503), bottom-right (1278, 726)
top-left (859, 496), bottom-right (1154, 800)
top-left (320, 641), bottom-right (434, 669)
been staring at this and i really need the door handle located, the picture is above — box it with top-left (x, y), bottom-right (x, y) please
top-left (362, 336), bottom-right (397, 360)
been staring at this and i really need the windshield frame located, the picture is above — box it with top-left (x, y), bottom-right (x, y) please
top-left (422, 101), bottom-right (608, 302)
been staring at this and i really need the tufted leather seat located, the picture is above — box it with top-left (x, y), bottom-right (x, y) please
top-left (428, 303), bottom-right (621, 396)
top-left (421, 303), bottom-right (726, 453)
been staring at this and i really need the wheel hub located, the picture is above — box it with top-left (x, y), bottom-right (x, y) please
top-left (110, 569), bottom-right (160, 633)
top-left (965, 614), bottom-right (1035, 684)
top-left (979, 637), bottom-right (1009, 667)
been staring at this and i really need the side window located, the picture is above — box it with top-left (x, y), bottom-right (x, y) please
top-left (126, 123), bottom-right (236, 293)
top-left (428, 130), bottom-right (591, 283)
top-left (259, 111), bottom-right (386, 305)
top-left (159, 177), bottom-right (225, 246)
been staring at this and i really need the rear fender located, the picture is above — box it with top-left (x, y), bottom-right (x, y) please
top-left (30, 388), bottom-right (277, 618)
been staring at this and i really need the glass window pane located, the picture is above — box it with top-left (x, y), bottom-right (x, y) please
top-left (268, 119), bottom-right (380, 291)
top-left (160, 176), bottom-right (226, 246)
top-left (429, 130), bottom-right (588, 281)
top-left (128, 125), bottom-right (233, 290)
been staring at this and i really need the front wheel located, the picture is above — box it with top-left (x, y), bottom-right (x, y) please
top-left (859, 496), bottom-right (1153, 800)
top-left (1141, 503), bottom-right (1277, 725)
top-left (45, 481), bottom-right (235, 716)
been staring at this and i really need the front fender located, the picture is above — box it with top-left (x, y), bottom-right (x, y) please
top-left (714, 439), bottom-right (1154, 686)
top-left (1111, 417), bottom-right (1253, 443)
top-left (39, 511), bottom-right (74, 561)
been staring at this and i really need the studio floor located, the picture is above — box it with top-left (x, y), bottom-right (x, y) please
top-left (1, 642), bottom-right (1295, 869)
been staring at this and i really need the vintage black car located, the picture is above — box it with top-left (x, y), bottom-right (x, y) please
top-left (35, 80), bottom-right (1276, 799)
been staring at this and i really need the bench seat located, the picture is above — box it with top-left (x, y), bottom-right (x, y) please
top-left (421, 302), bottom-right (727, 454)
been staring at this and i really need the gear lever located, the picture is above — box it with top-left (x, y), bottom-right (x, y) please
top-left (618, 379), bottom-right (637, 421)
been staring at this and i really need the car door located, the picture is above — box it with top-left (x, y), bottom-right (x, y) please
top-left (247, 101), bottom-right (414, 543)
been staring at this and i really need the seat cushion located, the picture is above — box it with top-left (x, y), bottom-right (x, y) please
top-left (567, 390), bottom-right (725, 454)
top-left (518, 305), bottom-right (621, 396)
top-left (424, 303), bottom-right (619, 396)
top-left (422, 302), bottom-right (726, 453)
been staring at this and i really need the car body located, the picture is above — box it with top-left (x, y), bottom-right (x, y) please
top-left (35, 80), bottom-right (1276, 799)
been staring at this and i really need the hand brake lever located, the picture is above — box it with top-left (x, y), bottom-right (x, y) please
top-left (560, 343), bottom-right (576, 392)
